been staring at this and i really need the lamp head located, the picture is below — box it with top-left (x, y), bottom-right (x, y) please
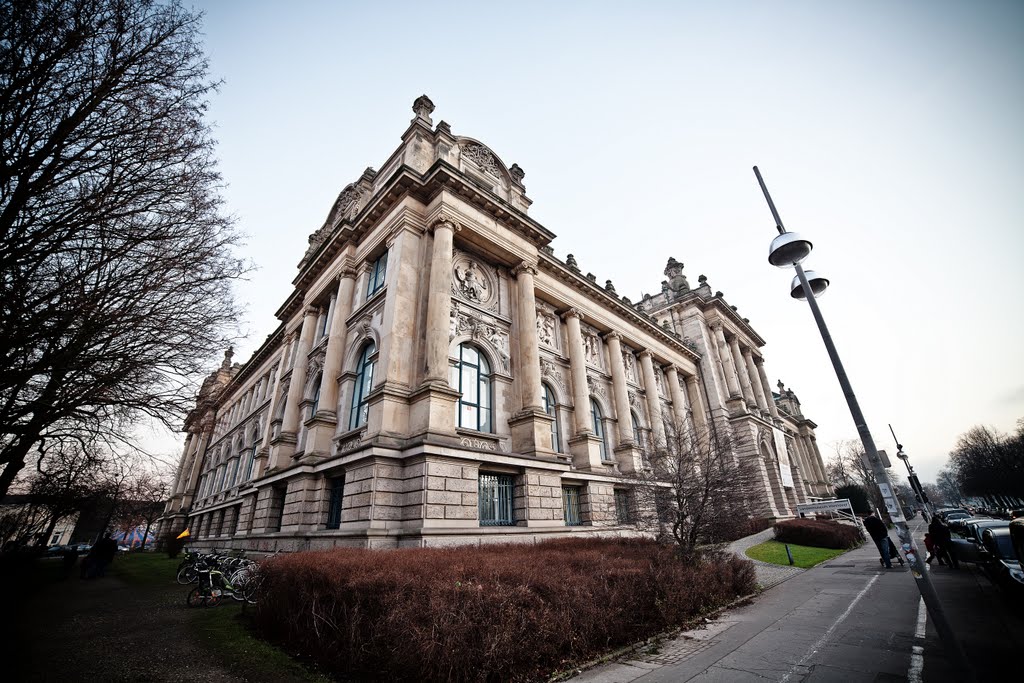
top-left (768, 232), bottom-right (813, 267)
top-left (790, 270), bottom-right (829, 299)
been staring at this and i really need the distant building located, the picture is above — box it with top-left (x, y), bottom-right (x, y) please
top-left (156, 97), bottom-right (831, 551)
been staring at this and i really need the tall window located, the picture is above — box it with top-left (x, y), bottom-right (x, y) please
top-left (310, 373), bottom-right (323, 417)
top-left (215, 464), bottom-right (226, 492)
top-left (326, 476), bottom-right (345, 529)
top-left (270, 486), bottom-right (286, 532)
top-left (543, 383), bottom-right (560, 452)
top-left (349, 342), bottom-right (376, 429)
top-left (227, 457), bottom-right (239, 489)
top-left (366, 251), bottom-right (388, 298)
top-left (631, 411), bottom-right (642, 444)
top-left (479, 473), bottom-right (515, 526)
top-left (591, 399), bottom-right (609, 461)
top-left (452, 344), bottom-right (491, 432)
top-left (563, 486), bottom-right (582, 526)
top-left (244, 441), bottom-right (257, 481)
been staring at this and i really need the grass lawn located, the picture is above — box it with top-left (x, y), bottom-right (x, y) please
top-left (112, 553), bottom-right (329, 682)
top-left (745, 540), bottom-right (849, 568)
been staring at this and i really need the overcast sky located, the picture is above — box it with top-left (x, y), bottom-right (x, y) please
top-left (160, 0), bottom-right (1023, 483)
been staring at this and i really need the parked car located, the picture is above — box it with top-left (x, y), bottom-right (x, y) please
top-left (981, 527), bottom-right (1024, 596)
top-left (949, 519), bottom-right (1009, 564)
top-left (938, 507), bottom-right (970, 519)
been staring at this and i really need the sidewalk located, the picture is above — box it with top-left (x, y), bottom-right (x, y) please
top-left (726, 527), bottom-right (805, 590)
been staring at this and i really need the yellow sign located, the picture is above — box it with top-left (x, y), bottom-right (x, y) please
top-left (176, 528), bottom-right (191, 539)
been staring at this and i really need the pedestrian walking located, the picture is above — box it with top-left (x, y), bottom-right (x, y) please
top-left (928, 517), bottom-right (959, 569)
top-left (863, 513), bottom-right (893, 568)
top-left (923, 532), bottom-right (944, 565)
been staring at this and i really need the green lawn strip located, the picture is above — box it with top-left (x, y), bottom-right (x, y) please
top-left (745, 540), bottom-right (848, 568)
top-left (111, 552), bottom-right (181, 586)
top-left (191, 605), bottom-right (331, 683)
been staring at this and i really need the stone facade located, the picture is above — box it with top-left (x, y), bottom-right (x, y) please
top-left (155, 96), bottom-right (831, 551)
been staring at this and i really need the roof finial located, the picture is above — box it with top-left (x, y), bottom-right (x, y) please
top-left (412, 95), bottom-right (435, 126)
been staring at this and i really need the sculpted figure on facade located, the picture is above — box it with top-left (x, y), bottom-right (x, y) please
top-left (622, 350), bottom-right (636, 382)
top-left (454, 260), bottom-right (489, 303)
top-left (583, 332), bottom-right (600, 366)
top-left (536, 310), bottom-right (555, 348)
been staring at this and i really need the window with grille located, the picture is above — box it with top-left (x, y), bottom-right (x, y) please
top-left (326, 476), bottom-right (345, 529)
top-left (563, 486), bottom-right (583, 526)
top-left (479, 473), bottom-right (515, 526)
top-left (452, 344), bottom-right (492, 433)
top-left (349, 342), bottom-right (376, 429)
top-left (543, 383), bottom-right (560, 452)
top-left (615, 489), bottom-right (632, 524)
top-left (366, 251), bottom-right (388, 298)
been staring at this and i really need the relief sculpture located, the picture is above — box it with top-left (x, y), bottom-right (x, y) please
top-left (536, 311), bottom-right (555, 347)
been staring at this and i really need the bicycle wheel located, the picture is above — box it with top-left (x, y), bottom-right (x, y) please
top-left (176, 565), bottom-right (197, 585)
top-left (186, 587), bottom-right (207, 607)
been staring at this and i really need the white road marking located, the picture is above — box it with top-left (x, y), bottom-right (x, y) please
top-left (908, 597), bottom-right (927, 682)
top-left (780, 574), bottom-right (880, 682)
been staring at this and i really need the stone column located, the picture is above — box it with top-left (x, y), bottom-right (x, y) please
top-left (756, 358), bottom-right (780, 419)
top-left (316, 268), bottom-right (356, 419)
top-left (172, 433), bottom-right (196, 495)
top-left (729, 337), bottom-right (756, 407)
top-left (743, 348), bottom-right (769, 413)
top-left (423, 215), bottom-right (460, 385)
top-left (603, 332), bottom-right (634, 446)
top-left (713, 324), bottom-right (742, 398)
top-left (684, 374), bottom-right (709, 436)
top-left (513, 263), bottom-right (543, 411)
top-left (562, 309), bottom-right (592, 436)
top-left (281, 306), bottom-right (318, 437)
top-left (665, 365), bottom-right (688, 432)
top-left (638, 351), bottom-right (666, 447)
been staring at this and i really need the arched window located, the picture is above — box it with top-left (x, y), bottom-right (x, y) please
top-left (543, 383), bottom-right (560, 452)
top-left (591, 399), bottom-right (608, 461)
top-left (452, 344), bottom-right (492, 432)
top-left (244, 440), bottom-right (258, 481)
top-left (349, 342), bottom-right (376, 429)
top-left (631, 411), bottom-right (642, 444)
top-left (310, 373), bottom-right (323, 417)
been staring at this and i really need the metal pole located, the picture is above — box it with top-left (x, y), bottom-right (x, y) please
top-left (754, 168), bottom-right (975, 681)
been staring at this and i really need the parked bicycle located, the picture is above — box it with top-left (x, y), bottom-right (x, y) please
top-left (178, 549), bottom-right (261, 605)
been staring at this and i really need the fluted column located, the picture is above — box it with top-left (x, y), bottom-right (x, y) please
top-left (513, 262), bottom-right (543, 411)
top-left (684, 374), bottom-right (709, 436)
top-left (755, 358), bottom-right (780, 419)
top-left (562, 309), bottom-right (592, 435)
top-left (638, 351), bottom-right (666, 447)
top-left (172, 433), bottom-right (196, 495)
top-left (665, 365), bottom-right (687, 433)
top-left (713, 324), bottom-right (742, 398)
top-left (424, 215), bottom-right (460, 384)
top-left (317, 269), bottom-right (356, 419)
top-left (729, 338), bottom-right (756, 407)
top-left (281, 306), bottom-right (318, 436)
top-left (743, 348), bottom-right (769, 413)
top-left (603, 332), bottom-right (634, 445)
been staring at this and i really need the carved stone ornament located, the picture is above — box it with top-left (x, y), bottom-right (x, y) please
top-left (460, 142), bottom-right (500, 177)
top-left (449, 301), bottom-right (511, 373)
top-left (536, 310), bottom-right (556, 347)
top-left (412, 94), bottom-right (435, 122)
top-left (301, 183), bottom-right (371, 265)
top-left (586, 375), bottom-right (607, 398)
top-left (622, 351), bottom-right (637, 382)
top-left (628, 390), bottom-right (643, 411)
top-left (511, 262), bottom-right (538, 278)
top-left (452, 253), bottom-right (497, 309)
top-left (540, 357), bottom-right (566, 392)
top-left (583, 331), bottom-right (601, 367)
top-left (663, 257), bottom-right (690, 295)
top-left (509, 163), bottom-right (525, 183)
top-left (654, 368), bottom-right (665, 396)
top-left (306, 354), bottom-right (325, 383)
top-left (431, 213), bottom-right (462, 234)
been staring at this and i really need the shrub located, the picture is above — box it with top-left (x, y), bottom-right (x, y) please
top-left (253, 538), bottom-right (755, 682)
top-left (774, 519), bottom-right (863, 550)
top-left (834, 484), bottom-right (872, 514)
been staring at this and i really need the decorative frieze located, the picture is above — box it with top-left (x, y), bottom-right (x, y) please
top-left (449, 301), bottom-right (511, 374)
top-left (460, 142), bottom-right (500, 177)
top-left (536, 310), bottom-right (556, 348)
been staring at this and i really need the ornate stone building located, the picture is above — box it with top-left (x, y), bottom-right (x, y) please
top-left (156, 97), bottom-right (831, 551)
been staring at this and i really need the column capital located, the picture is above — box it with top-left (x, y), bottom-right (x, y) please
top-left (709, 320), bottom-right (723, 332)
top-left (303, 304), bottom-right (319, 318)
top-left (430, 213), bottom-right (462, 234)
top-left (664, 364), bottom-right (680, 376)
top-left (602, 330), bottom-right (622, 343)
top-left (339, 266), bottom-right (357, 279)
top-left (637, 349), bottom-right (654, 361)
top-left (561, 307), bottom-right (584, 322)
top-left (511, 261), bottom-right (538, 278)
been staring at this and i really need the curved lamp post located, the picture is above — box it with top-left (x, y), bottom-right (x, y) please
top-left (753, 166), bottom-right (974, 681)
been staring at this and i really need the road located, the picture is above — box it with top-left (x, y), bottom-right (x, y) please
top-left (573, 518), bottom-right (1023, 682)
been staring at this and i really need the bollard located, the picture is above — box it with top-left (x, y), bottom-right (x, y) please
top-left (785, 544), bottom-right (795, 566)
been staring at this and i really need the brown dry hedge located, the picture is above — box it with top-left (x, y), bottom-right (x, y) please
top-left (773, 518), bottom-right (863, 550)
top-left (253, 538), bottom-right (755, 682)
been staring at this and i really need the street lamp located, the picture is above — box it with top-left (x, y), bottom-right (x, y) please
top-left (752, 166), bottom-right (974, 681)
top-left (890, 424), bottom-right (934, 521)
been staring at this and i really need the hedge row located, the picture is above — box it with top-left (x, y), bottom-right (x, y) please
top-left (253, 538), bottom-right (756, 682)
top-left (773, 518), bottom-right (863, 549)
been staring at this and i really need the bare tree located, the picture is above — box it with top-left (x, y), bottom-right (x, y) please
top-left (110, 465), bottom-right (173, 549)
top-left (632, 418), bottom-right (759, 558)
top-left (0, 0), bottom-right (247, 498)
top-left (26, 438), bottom-right (108, 545)
top-left (946, 423), bottom-right (1024, 501)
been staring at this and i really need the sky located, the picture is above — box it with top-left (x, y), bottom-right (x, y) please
top-left (151, 0), bottom-right (1024, 483)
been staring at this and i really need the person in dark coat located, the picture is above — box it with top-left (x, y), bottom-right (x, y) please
top-left (928, 517), bottom-right (958, 569)
top-left (864, 514), bottom-right (893, 568)
top-left (93, 534), bottom-right (118, 577)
